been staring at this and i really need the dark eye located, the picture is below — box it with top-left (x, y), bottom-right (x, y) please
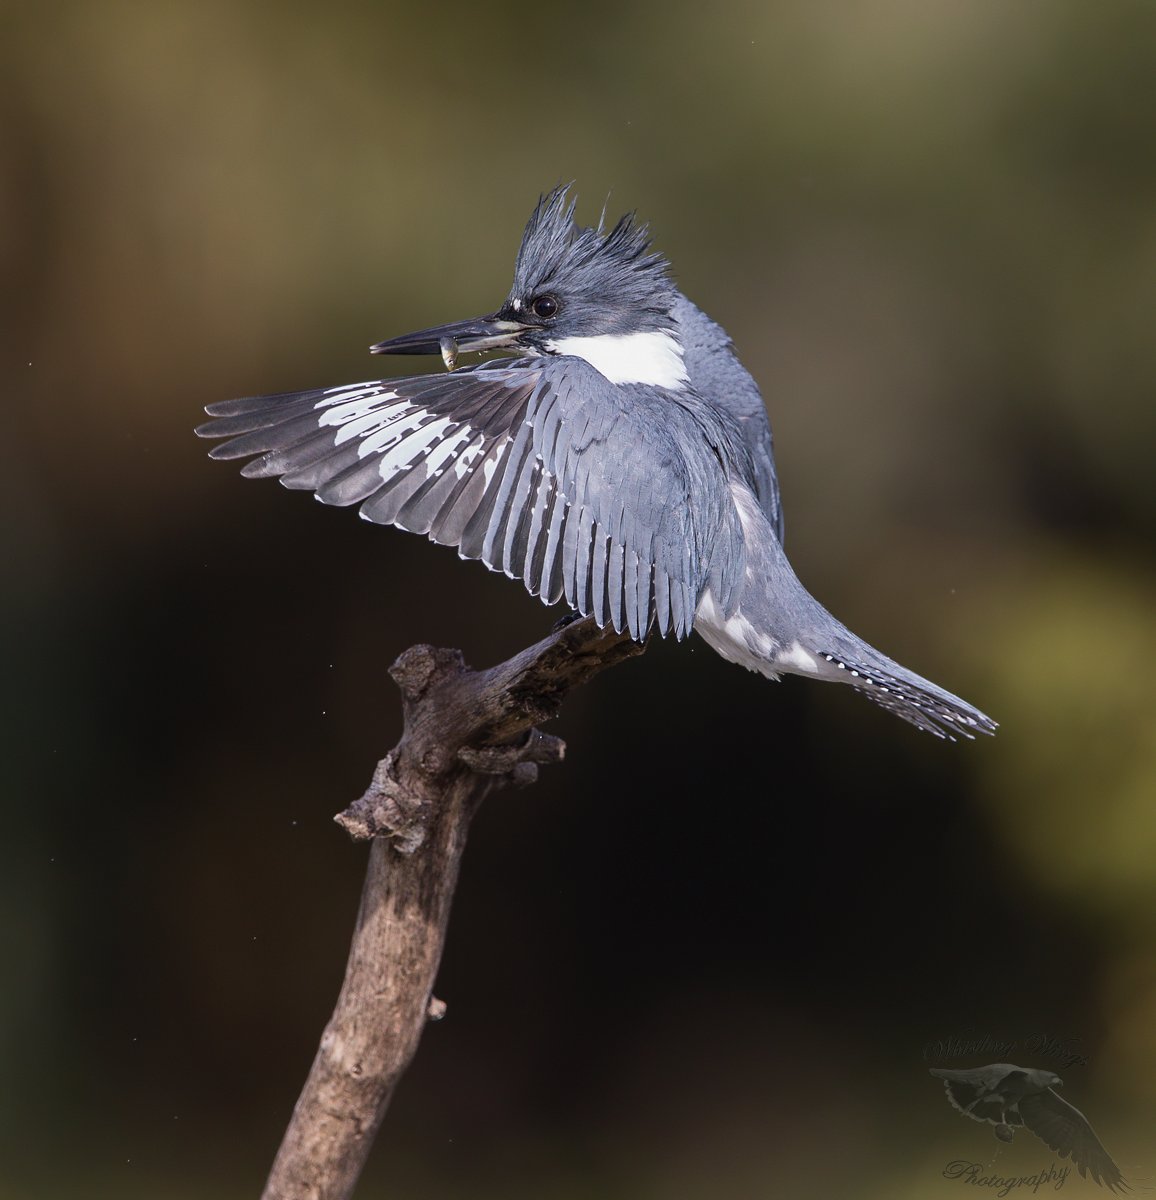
top-left (530, 294), bottom-right (559, 320)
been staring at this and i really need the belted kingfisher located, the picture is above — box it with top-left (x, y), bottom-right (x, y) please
top-left (197, 186), bottom-right (995, 739)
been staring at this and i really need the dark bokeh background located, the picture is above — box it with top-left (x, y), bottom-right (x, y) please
top-left (3, 1), bottom-right (1155, 1196)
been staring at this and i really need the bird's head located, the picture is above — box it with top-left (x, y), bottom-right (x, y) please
top-left (371, 186), bottom-right (688, 388)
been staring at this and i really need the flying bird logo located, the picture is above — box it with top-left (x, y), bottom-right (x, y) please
top-left (931, 1063), bottom-right (1128, 1192)
top-left (197, 186), bottom-right (997, 740)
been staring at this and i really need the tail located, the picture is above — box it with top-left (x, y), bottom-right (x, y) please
top-left (802, 636), bottom-right (996, 740)
top-left (696, 486), bottom-right (997, 741)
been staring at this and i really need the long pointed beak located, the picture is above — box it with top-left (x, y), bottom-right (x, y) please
top-left (369, 315), bottom-right (527, 362)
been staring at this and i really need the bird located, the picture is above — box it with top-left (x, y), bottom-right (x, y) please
top-left (196, 185), bottom-right (996, 739)
top-left (931, 1064), bottom-right (1127, 1192)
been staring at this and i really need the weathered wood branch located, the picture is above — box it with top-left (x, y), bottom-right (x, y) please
top-left (260, 616), bottom-right (646, 1200)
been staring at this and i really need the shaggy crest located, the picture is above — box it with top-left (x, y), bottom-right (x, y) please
top-left (510, 185), bottom-right (675, 310)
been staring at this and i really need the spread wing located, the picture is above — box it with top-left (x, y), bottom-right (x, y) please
top-left (1019, 1089), bottom-right (1128, 1193)
top-left (197, 357), bottom-right (742, 640)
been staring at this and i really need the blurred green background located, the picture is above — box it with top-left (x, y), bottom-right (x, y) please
top-left (3, 0), bottom-right (1155, 1196)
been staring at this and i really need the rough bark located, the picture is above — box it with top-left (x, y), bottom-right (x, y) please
top-left (261, 617), bottom-right (645, 1200)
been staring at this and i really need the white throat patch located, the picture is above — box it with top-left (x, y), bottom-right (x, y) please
top-left (546, 330), bottom-right (689, 389)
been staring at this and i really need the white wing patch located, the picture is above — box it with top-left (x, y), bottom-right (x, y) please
top-left (329, 403), bottom-right (412, 445)
top-left (481, 443), bottom-right (505, 485)
top-left (366, 414), bottom-right (455, 468)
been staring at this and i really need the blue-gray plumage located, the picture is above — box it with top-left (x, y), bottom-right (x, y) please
top-left (196, 186), bottom-right (995, 739)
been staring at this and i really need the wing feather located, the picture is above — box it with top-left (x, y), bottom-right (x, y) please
top-left (1020, 1090), bottom-right (1127, 1193)
top-left (521, 468), bottom-right (554, 596)
top-left (540, 496), bottom-right (568, 604)
top-left (590, 525), bottom-right (609, 628)
top-left (197, 357), bottom-right (721, 639)
top-left (571, 504), bottom-right (596, 618)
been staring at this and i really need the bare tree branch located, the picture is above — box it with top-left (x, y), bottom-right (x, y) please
top-left (261, 617), bottom-right (646, 1200)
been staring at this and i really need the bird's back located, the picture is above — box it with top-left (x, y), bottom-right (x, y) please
top-left (671, 294), bottom-right (783, 542)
